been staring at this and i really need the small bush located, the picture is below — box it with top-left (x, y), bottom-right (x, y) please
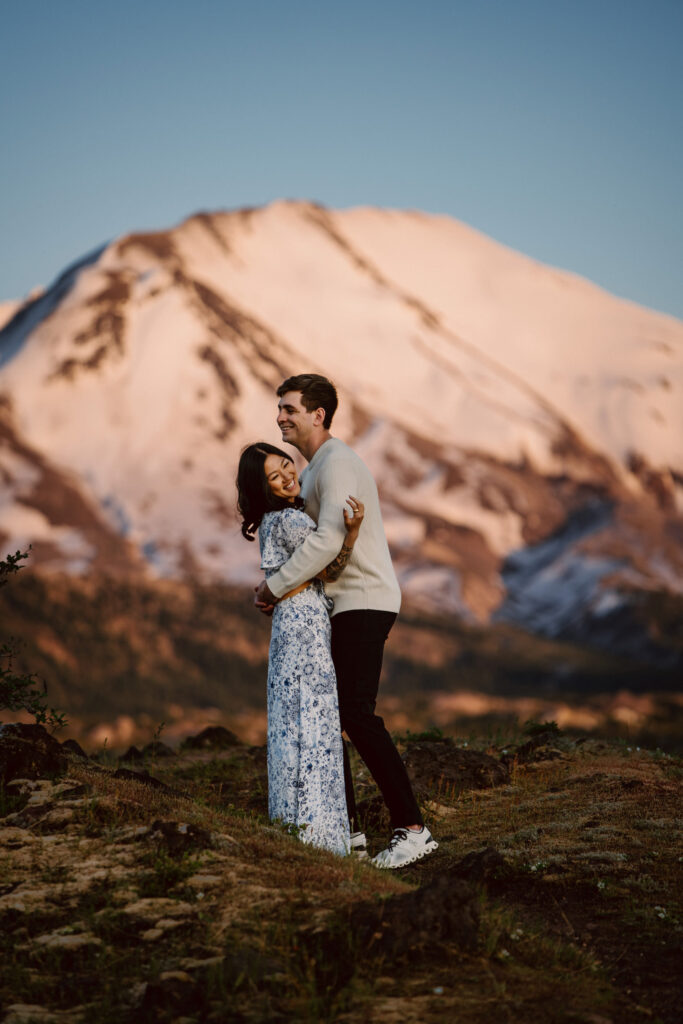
top-left (523, 718), bottom-right (562, 738)
top-left (0, 549), bottom-right (66, 729)
top-left (399, 725), bottom-right (446, 743)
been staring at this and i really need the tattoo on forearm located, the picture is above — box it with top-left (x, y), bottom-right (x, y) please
top-left (320, 543), bottom-right (353, 582)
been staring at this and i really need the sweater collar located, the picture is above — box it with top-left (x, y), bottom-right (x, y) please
top-left (306, 436), bottom-right (337, 471)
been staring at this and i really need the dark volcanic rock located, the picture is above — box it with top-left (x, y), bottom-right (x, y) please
top-left (500, 729), bottom-right (565, 766)
top-left (181, 725), bottom-right (241, 750)
top-left (247, 743), bottom-right (267, 764)
top-left (139, 970), bottom-right (197, 1018)
top-left (119, 745), bottom-right (144, 764)
top-left (141, 740), bottom-right (176, 759)
top-left (148, 819), bottom-right (214, 857)
top-left (452, 846), bottom-right (510, 884)
top-left (61, 737), bottom-right (88, 759)
top-left (0, 723), bottom-right (66, 783)
top-left (297, 871), bottom-right (479, 994)
top-left (351, 873), bottom-right (479, 957)
top-left (402, 739), bottom-right (510, 798)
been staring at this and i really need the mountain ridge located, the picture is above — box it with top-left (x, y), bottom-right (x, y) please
top-left (1, 201), bottom-right (681, 660)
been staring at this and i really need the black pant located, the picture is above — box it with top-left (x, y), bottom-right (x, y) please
top-left (330, 609), bottom-right (423, 830)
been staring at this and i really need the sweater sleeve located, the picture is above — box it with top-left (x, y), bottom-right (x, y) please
top-left (265, 454), bottom-right (357, 598)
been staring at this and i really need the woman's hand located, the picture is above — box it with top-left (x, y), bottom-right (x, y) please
top-left (343, 496), bottom-right (364, 545)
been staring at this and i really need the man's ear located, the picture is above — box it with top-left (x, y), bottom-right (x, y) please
top-left (313, 407), bottom-right (326, 426)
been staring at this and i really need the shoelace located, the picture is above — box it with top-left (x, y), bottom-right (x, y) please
top-left (388, 828), bottom-right (409, 850)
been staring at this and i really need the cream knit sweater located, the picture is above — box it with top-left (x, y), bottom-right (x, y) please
top-left (265, 438), bottom-right (401, 616)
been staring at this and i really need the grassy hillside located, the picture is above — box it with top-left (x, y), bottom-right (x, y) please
top-left (0, 726), bottom-right (681, 1022)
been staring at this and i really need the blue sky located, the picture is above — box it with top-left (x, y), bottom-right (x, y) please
top-left (1, 0), bottom-right (682, 318)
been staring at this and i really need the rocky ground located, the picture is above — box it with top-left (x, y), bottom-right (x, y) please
top-left (0, 721), bottom-right (681, 1023)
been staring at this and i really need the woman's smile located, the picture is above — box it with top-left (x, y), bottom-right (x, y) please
top-left (263, 453), bottom-right (300, 502)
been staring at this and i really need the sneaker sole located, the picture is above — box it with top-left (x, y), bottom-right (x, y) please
top-left (372, 839), bottom-right (439, 869)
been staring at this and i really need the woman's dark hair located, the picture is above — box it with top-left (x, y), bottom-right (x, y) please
top-left (237, 442), bottom-right (303, 541)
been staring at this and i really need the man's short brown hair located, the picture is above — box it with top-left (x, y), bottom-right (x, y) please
top-left (276, 374), bottom-right (338, 429)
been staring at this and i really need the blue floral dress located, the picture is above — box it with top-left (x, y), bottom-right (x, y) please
top-left (259, 507), bottom-right (350, 856)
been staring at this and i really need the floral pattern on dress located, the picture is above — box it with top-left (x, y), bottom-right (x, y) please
top-left (259, 507), bottom-right (350, 856)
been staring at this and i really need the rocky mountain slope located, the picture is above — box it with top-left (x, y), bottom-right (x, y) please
top-left (1, 202), bottom-right (681, 659)
top-left (3, 569), bottom-right (682, 751)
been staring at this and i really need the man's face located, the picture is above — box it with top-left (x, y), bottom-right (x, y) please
top-left (276, 391), bottom-right (320, 449)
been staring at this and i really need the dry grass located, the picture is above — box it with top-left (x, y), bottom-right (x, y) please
top-left (0, 734), bottom-right (681, 1023)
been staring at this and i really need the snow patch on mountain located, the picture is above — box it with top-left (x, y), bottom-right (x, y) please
top-left (338, 206), bottom-right (683, 472)
top-left (0, 201), bottom-right (681, 660)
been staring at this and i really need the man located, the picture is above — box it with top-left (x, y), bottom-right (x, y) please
top-left (254, 373), bottom-right (437, 869)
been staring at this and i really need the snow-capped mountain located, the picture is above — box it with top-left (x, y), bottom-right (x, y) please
top-left (1, 201), bottom-right (681, 656)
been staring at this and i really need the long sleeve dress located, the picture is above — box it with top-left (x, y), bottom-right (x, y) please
top-left (259, 507), bottom-right (350, 856)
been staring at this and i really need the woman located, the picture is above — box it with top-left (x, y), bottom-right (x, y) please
top-left (237, 442), bottom-right (364, 856)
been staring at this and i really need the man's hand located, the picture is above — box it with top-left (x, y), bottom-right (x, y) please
top-left (254, 578), bottom-right (277, 616)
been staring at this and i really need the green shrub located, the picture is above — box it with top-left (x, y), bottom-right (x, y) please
top-left (523, 718), bottom-right (562, 737)
top-left (0, 549), bottom-right (66, 729)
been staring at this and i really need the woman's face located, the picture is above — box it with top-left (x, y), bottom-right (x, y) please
top-left (263, 453), bottom-right (300, 502)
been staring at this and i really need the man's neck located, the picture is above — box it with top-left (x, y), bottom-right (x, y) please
top-left (298, 431), bottom-right (332, 462)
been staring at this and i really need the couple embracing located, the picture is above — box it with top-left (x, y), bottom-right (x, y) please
top-left (237, 374), bottom-right (437, 868)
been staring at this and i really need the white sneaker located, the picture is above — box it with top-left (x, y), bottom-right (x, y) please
top-left (350, 830), bottom-right (369, 860)
top-left (371, 826), bottom-right (438, 869)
